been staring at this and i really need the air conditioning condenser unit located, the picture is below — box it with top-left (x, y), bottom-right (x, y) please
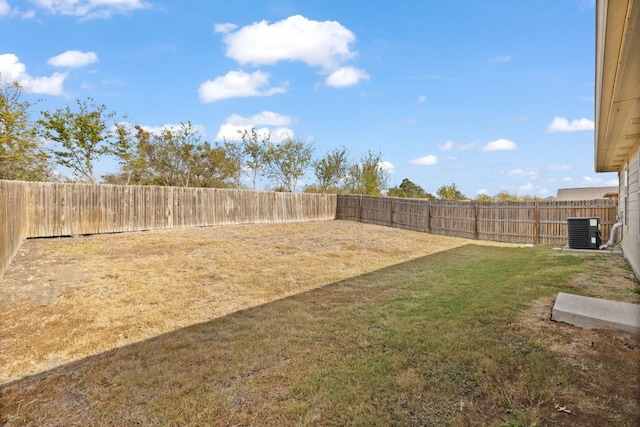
top-left (567, 217), bottom-right (601, 249)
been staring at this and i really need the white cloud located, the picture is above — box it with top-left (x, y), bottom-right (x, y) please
top-left (27, 72), bottom-right (67, 95)
top-left (215, 111), bottom-right (294, 142)
top-left (508, 168), bottom-right (538, 179)
top-left (30, 0), bottom-right (150, 19)
top-left (0, 0), bottom-right (11, 16)
top-left (325, 66), bottom-right (369, 87)
top-left (219, 15), bottom-right (357, 71)
top-left (476, 189), bottom-right (488, 195)
top-left (409, 155), bottom-right (439, 166)
top-left (578, 176), bottom-right (617, 186)
top-left (518, 183), bottom-right (535, 192)
top-left (548, 164), bottom-right (572, 171)
top-left (226, 111), bottom-right (293, 127)
top-left (547, 116), bottom-right (594, 132)
top-left (214, 23), bottom-right (237, 34)
top-left (48, 50), bottom-right (99, 68)
top-left (481, 138), bottom-right (517, 152)
top-left (418, 95), bottom-right (426, 104)
top-left (0, 53), bottom-right (67, 95)
top-left (439, 140), bottom-right (477, 151)
top-left (0, 53), bottom-right (26, 80)
top-left (198, 70), bottom-right (287, 103)
top-left (379, 161), bottom-right (394, 174)
top-left (139, 123), bottom-right (206, 136)
top-left (516, 183), bottom-right (548, 196)
top-left (439, 140), bottom-right (454, 151)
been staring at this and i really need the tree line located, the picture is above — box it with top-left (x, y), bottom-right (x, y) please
top-left (1, 77), bottom-right (541, 201)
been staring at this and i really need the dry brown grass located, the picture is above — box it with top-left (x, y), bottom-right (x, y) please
top-left (0, 220), bottom-right (507, 384)
top-left (0, 221), bottom-right (638, 426)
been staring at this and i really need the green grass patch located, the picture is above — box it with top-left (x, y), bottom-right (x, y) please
top-left (2, 244), bottom-right (638, 426)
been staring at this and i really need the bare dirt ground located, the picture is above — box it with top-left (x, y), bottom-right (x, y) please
top-left (0, 220), bottom-right (638, 426)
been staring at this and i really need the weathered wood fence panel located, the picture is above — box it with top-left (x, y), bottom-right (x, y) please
top-left (0, 181), bottom-right (28, 281)
top-left (23, 183), bottom-right (337, 238)
top-left (336, 195), bottom-right (618, 246)
top-left (0, 181), bottom-right (337, 279)
top-left (0, 181), bottom-right (620, 280)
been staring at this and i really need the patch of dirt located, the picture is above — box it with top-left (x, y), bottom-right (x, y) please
top-left (517, 253), bottom-right (640, 425)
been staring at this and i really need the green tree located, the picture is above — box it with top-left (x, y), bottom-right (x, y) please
top-left (387, 178), bottom-right (434, 198)
top-left (264, 136), bottom-right (314, 192)
top-left (493, 190), bottom-right (521, 202)
top-left (436, 182), bottom-right (466, 200)
top-left (190, 141), bottom-right (239, 188)
top-left (150, 122), bottom-right (201, 187)
top-left (475, 193), bottom-right (493, 202)
top-left (0, 77), bottom-right (52, 181)
top-left (312, 146), bottom-right (350, 193)
top-left (106, 122), bottom-right (145, 185)
top-left (344, 151), bottom-right (389, 195)
top-left (237, 128), bottom-right (270, 190)
top-left (38, 98), bottom-right (117, 183)
top-left (109, 122), bottom-right (240, 188)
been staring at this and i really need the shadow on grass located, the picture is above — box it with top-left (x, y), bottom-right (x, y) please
top-left (1, 244), bottom-right (638, 426)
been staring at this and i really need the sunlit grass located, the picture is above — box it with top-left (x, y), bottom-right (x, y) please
top-left (1, 227), bottom-right (638, 426)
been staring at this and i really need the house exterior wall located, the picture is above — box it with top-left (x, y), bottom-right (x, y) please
top-left (619, 146), bottom-right (640, 278)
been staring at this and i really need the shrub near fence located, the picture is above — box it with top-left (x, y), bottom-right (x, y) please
top-left (336, 195), bottom-right (618, 246)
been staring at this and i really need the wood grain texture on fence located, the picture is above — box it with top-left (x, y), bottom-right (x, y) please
top-left (0, 181), bottom-right (28, 279)
top-left (0, 181), bottom-right (619, 280)
top-left (336, 195), bottom-right (618, 245)
top-left (24, 183), bottom-right (337, 238)
top-left (0, 181), bottom-right (337, 279)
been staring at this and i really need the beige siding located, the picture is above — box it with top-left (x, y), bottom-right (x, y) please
top-left (620, 147), bottom-right (640, 277)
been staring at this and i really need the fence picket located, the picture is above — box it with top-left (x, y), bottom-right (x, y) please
top-left (336, 195), bottom-right (618, 246)
top-left (1, 181), bottom-right (618, 281)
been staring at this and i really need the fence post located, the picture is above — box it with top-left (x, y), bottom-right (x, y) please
top-left (534, 204), bottom-right (540, 244)
top-left (474, 203), bottom-right (479, 240)
top-left (358, 195), bottom-right (363, 223)
top-left (390, 198), bottom-right (394, 227)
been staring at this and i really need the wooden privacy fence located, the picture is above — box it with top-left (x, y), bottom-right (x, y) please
top-left (0, 180), bottom-right (337, 279)
top-left (0, 181), bottom-right (29, 283)
top-left (335, 195), bottom-right (619, 246)
top-left (0, 180), bottom-right (621, 280)
top-left (25, 182), bottom-right (337, 237)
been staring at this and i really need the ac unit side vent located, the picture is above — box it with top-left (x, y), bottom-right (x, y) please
top-left (567, 217), bottom-right (601, 249)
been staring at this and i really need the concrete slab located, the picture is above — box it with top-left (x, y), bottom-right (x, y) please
top-left (555, 246), bottom-right (624, 255)
top-left (552, 292), bottom-right (640, 335)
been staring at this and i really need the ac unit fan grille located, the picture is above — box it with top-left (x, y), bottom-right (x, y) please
top-left (567, 217), bottom-right (601, 249)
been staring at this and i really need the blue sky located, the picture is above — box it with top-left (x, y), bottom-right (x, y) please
top-left (0, 0), bottom-right (618, 196)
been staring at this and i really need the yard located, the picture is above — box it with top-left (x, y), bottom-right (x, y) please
top-left (0, 220), bottom-right (638, 426)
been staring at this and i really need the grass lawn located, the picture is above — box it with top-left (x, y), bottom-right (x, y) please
top-left (0, 221), bottom-right (638, 426)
